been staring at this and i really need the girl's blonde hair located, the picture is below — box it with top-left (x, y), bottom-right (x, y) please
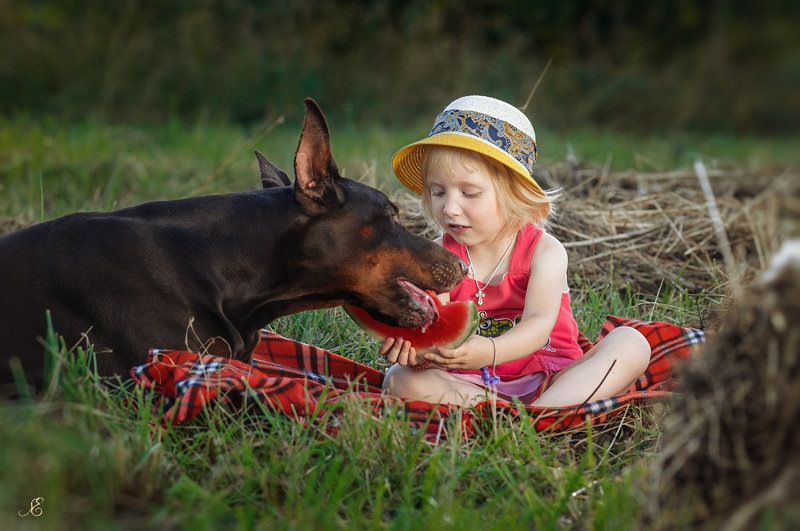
top-left (420, 146), bottom-right (558, 236)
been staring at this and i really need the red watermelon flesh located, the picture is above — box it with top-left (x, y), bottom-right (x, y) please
top-left (344, 290), bottom-right (479, 353)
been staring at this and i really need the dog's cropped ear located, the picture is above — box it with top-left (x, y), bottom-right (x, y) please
top-left (293, 98), bottom-right (346, 215)
top-left (255, 150), bottom-right (291, 189)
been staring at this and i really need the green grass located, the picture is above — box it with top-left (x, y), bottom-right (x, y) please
top-left (1, 299), bottom-right (686, 530)
top-left (0, 115), bottom-right (755, 528)
top-left (539, 125), bottom-right (800, 173)
top-left (0, 284), bottom-right (716, 529)
top-left (1, 115), bottom-right (797, 222)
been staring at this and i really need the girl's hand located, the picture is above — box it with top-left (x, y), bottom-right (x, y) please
top-left (422, 335), bottom-right (493, 370)
top-left (378, 337), bottom-right (420, 366)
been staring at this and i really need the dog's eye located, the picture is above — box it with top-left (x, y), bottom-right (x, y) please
top-left (385, 203), bottom-right (401, 224)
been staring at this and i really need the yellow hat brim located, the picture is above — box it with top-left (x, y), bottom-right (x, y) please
top-left (392, 132), bottom-right (543, 197)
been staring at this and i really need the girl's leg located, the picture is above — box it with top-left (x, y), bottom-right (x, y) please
top-left (532, 326), bottom-right (651, 408)
top-left (383, 364), bottom-right (495, 407)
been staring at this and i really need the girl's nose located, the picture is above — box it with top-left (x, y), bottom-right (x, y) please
top-left (442, 196), bottom-right (462, 217)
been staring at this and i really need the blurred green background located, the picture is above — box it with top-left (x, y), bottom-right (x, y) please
top-left (2, 0), bottom-right (798, 134)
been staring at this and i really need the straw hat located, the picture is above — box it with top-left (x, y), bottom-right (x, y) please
top-left (392, 95), bottom-right (542, 197)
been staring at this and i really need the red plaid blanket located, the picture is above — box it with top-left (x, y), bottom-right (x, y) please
top-left (131, 316), bottom-right (705, 440)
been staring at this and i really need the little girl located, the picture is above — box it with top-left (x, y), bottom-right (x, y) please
top-left (381, 95), bottom-right (651, 407)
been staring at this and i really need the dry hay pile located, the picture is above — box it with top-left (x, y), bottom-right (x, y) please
top-left (537, 162), bottom-right (797, 295)
top-left (0, 217), bottom-right (31, 237)
top-left (647, 241), bottom-right (800, 529)
top-left (397, 162), bottom-right (797, 299)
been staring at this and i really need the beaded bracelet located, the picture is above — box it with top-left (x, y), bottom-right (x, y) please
top-left (480, 336), bottom-right (501, 385)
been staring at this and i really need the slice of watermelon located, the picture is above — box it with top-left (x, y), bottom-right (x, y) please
top-left (344, 292), bottom-right (479, 353)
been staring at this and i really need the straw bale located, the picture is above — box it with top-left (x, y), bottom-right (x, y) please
top-left (649, 240), bottom-right (800, 529)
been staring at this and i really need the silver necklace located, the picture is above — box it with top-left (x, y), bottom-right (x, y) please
top-left (464, 234), bottom-right (517, 306)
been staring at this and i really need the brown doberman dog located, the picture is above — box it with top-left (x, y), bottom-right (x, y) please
top-left (0, 98), bottom-right (467, 391)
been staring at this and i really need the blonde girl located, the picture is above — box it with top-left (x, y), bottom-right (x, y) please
top-left (381, 95), bottom-right (651, 407)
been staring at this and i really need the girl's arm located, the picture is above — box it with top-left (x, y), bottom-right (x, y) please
top-left (493, 232), bottom-right (569, 362)
top-left (423, 233), bottom-right (568, 370)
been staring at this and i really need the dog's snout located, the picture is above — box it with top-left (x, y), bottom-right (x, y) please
top-left (445, 253), bottom-right (469, 282)
top-left (458, 258), bottom-right (469, 277)
top-left (427, 253), bottom-right (469, 293)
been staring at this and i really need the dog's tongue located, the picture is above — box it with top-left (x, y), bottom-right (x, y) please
top-left (398, 279), bottom-right (439, 328)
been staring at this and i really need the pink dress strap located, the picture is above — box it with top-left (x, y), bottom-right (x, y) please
top-left (442, 224), bottom-right (583, 382)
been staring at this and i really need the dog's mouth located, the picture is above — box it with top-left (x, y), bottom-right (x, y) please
top-left (398, 278), bottom-right (439, 329)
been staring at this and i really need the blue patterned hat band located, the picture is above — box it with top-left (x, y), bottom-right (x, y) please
top-left (429, 108), bottom-right (538, 176)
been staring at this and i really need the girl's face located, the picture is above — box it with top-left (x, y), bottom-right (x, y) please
top-left (426, 159), bottom-right (506, 248)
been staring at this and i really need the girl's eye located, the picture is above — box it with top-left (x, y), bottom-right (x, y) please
top-left (463, 191), bottom-right (480, 198)
top-left (430, 189), bottom-right (445, 198)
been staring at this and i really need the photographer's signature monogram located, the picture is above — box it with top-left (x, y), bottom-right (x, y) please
top-left (18, 497), bottom-right (44, 517)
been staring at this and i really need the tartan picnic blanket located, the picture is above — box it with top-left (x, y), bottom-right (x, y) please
top-left (131, 316), bottom-right (706, 440)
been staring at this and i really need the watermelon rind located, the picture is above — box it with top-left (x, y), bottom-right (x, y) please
top-left (441, 301), bottom-right (480, 349)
